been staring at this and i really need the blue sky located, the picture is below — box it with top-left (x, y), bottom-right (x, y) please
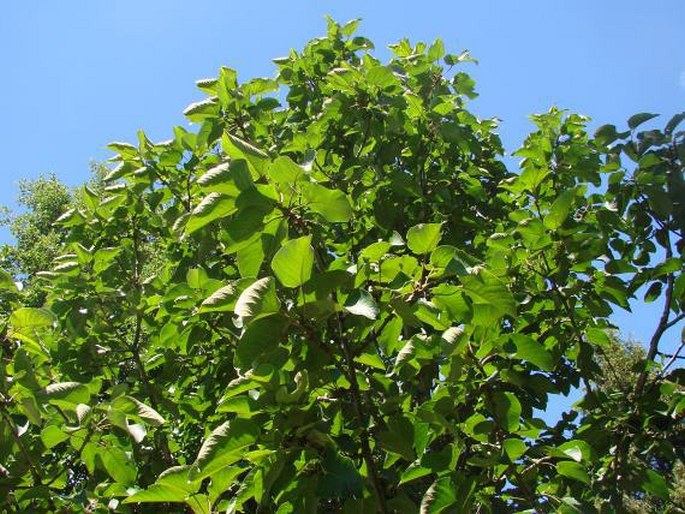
top-left (1, 1), bottom-right (683, 358)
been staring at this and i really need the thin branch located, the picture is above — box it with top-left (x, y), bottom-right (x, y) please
top-left (656, 340), bottom-right (685, 380)
top-left (338, 328), bottom-right (388, 514)
top-left (635, 243), bottom-right (674, 397)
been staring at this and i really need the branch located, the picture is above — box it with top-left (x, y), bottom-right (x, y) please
top-left (339, 331), bottom-right (388, 514)
top-left (635, 267), bottom-right (674, 397)
top-left (655, 340), bottom-right (685, 381)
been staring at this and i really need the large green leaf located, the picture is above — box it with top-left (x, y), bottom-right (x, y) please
top-left (39, 382), bottom-right (90, 405)
top-left (317, 449), bottom-right (363, 498)
top-left (234, 277), bottom-right (281, 327)
top-left (198, 281), bottom-right (247, 314)
top-left (0, 269), bottom-right (16, 291)
top-left (461, 270), bottom-right (516, 324)
top-left (269, 156), bottom-right (306, 185)
top-left (492, 391), bottom-right (521, 432)
top-left (9, 307), bottom-right (56, 349)
top-left (407, 223), bottom-right (442, 255)
top-left (235, 316), bottom-right (287, 369)
top-left (186, 193), bottom-right (237, 234)
top-left (627, 112), bottom-right (658, 129)
top-left (190, 418), bottom-right (259, 480)
top-left (111, 395), bottom-right (165, 426)
top-left (100, 446), bottom-right (137, 485)
top-left (183, 98), bottom-right (220, 121)
top-left (198, 160), bottom-right (254, 195)
top-left (510, 334), bottom-right (554, 371)
top-left (222, 133), bottom-right (269, 178)
top-left (544, 189), bottom-right (575, 230)
top-left (41, 425), bottom-right (69, 449)
top-left (301, 182), bottom-right (352, 222)
top-left (641, 469), bottom-right (670, 499)
top-left (124, 466), bottom-right (200, 504)
top-left (271, 236), bottom-right (314, 288)
top-left (556, 461), bottom-right (590, 484)
top-left (344, 290), bottom-right (379, 320)
top-left (420, 477), bottom-right (457, 513)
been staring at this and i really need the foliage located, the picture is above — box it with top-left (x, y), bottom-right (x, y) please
top-left (0, 18), bottom-right (684, 513)
top-left (590, 336), bottom-right (685, 512)
top-left (0, 174), bottom-right (73, 307)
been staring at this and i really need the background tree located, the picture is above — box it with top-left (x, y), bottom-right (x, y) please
top-left (0, 19), bottom-right (683, 513)
top-left (0, 174), bottom-right (73, 306)
top-left (590, 336), bottom-right (685, 512)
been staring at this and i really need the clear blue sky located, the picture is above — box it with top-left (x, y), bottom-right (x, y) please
top-left (1, 1), bottom-right (683, 360)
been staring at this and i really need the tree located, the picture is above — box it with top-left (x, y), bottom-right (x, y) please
top-left (590, 336), bottom-right (685, 512)
top-left (0, 162), bottom-right (108, 308)
top-left (0, 18), bottom-right (683, 513)
top-left (0, 174), bottom-right (73, 307)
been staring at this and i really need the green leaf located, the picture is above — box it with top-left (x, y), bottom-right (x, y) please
top-left (317, 448), bottom-right (363, 498)
top-left (271, 236), bottom-right (314, 288)
top-left (585, 328), bottom-right (612, 347)
top-left (186, 193), bottom-right (237, 234)
top-left (544, 189), bottom-right (575, 230)
top-left (628, 112), bottom-right (659, 130)
top-left (41, 425), bottom-right (69, 449)
top-left (0, 269), bottom-right (16, 291)
top-left (344, 290), bottom-right (379, 320)
top-left (198, 160), bottom-right (254, 195)
top-left (461, 271), bottom-right (516, 323)
top-left (111, 396), bottom-right (165, 425)
top-left (556, 461), bottom-right (590, 484)
top-left (237, 238), bottom-right (266, 278)
top-left (107, 141), bottom-right (138, 158)
top-left (235, 316), bottom-right (287, 369)
top-left (269, 156), bottom-right (306, 185)
top-left (199, 280), bottom-right (249, 314)
top-left (222, 133), bottom-right (269, 178)
top-left (407, 223), bottom-right (442, 255)
top-left (503, 439), bottom-right (527, 462)
top-left (234, 277), bottom-right (281, 327)
top-left (492, 391), bottom-right (521, 432)
top-left (557, 440), bottom-right (592, 462)
top-left (93, 247), bottom-right (121, 273)
top-left (429, 246), bottom-right (467, 275)
top-left (360, 241), bottom-right (391, 262)
top-left (665, 112), bottom-right (685, 135)
top-left (510, 334), bottom-right (554, 371)
top-left (341, 18), bottom-right (361, 36)
top-left (641, 469), bottom-right (669, 499)
top-left (594, 124), bottom-right (619, 146)
top-left (643, 281), bottom-right (662, 303)
top-left (183, 98), bottom-right (220, 122)
top-left (39, 382), bottom-right (90, 405)
top-left (190, 418), bottom-right (259, 481)
top-left (378, 416), bottom-right (416, 461)
top-left (124, 466), bottom-right (200, 504)
top-left (124, 484), bottom-right (188, 504)
top-left (301, 182), bottom-right (352, 222)
top-left (100, 447), bottom-right (137, 485)
top-left (9, 307), bottom-right (56, 349)
top-left (420, 477), bottom-right (457, 513)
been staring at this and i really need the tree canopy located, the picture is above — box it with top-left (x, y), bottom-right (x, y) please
top-left (0, 18), bottom-right (683, 513)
